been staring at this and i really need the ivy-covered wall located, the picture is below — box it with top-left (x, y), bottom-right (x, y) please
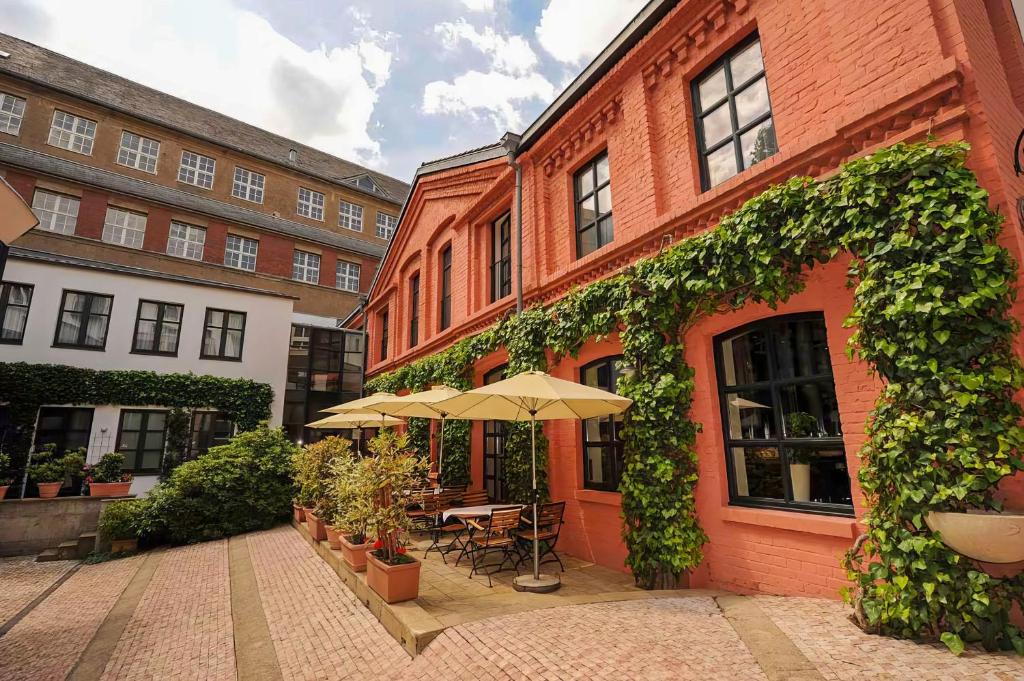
top-left (366, 142), bottom-right (1024, 652)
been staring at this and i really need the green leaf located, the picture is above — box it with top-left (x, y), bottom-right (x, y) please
top-left (940, 632), bottom-right (965, 656)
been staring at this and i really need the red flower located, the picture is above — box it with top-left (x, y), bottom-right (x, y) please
top-left (396, 546), bottom-right (407, 555)
top-left (373, 538), bottom-right (383, 550)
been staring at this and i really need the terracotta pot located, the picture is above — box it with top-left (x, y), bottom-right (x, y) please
top-left (0, 485), bottom-right (8, 500)
top-left (366, 551), bottom-right (420, 603)
top-left (110, 538), bottom-right (138, 553)
top-left (306, 511), bottom-right (327, 541)
top-left (340, 535), bottom-right (373, 572)
top-left (89, 481), bottom-right (132, 497)
top-left (293, 504), bottom-right (306, 522)
top-left (325, 524), bottom-right (343, 550)
top-left (926, 511), bottom-right (1024, 563)
top-left (36, 482), bottom-right (62, 499)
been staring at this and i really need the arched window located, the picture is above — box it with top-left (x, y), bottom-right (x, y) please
top-left (580, 356), bottom-right (629, 491)
top-left (714, 313), bottom-right (852, 514)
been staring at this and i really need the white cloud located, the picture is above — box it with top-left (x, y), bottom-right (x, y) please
top-left (536, 0), bottom-right (646, 64)
top-left (7, 0), bottom-right (394, 167)
top-left (460, 0), bottom-right (495, 10)
top-left (422, 70), bottom-right (555, 130)
top-left (435, 19), bottom-right (537, 76)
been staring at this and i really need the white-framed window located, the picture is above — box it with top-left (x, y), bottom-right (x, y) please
top-left (31, 189), bottom-right (79, 235)
top-left (224, 234), bottom-right (258, 271)
top-left (339, 201), bottom-right (363, 231)
top-left (102, 206), bottom-right (147, 249)
top-left (116, 131), bottom-right (160, 173)
top-left (232, 167), bottom-right (265, 203)
top-left (47, 110), bottom-right (97, 155)
top-left (292, 250), bottom-right (320, 284)
top-left (0, 93), bottom-right (27, 136)
top-left (178, 150), bottom-right (216, 189)
top-left (166, 221), bottom-right (206, 261)
top-left (297, 187), bottom-right (325, 221)
top-left (376, 212), bottom-right (397, 240)
top-left (336, 260), bottom-right (361, 293)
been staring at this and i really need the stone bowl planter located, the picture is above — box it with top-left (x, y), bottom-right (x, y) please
top-left (36, 482), bottom-right (62, 499)
top-left (90, 482), bottom-right (132, 497)
top-left (926, 511), bottom-right (1024, 563)
top-left (366, 551), bottom-right (420, 603)
top-left (340, 535), bottom-right (373, 572)
top-left (325, 524), bottom-right (343, 550)
top-left (110, 538), bottom-right (138, 553)
top-left (293, 504), bottom-right (306, 523)
top-left (306, 511), bottom-right (327, 542)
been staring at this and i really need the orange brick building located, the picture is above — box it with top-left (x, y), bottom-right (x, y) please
top-left (363, 0), bottom-right (1024, 597)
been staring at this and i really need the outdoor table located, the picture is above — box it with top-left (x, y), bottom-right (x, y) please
top-left (443, 504), bottom-right (523, 566)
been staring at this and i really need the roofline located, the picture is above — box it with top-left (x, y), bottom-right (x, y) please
top-left (517, 0), bottom-right (680, 154)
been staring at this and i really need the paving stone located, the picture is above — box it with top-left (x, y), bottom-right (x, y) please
top-left (0, 556), bottom-right (77, 629)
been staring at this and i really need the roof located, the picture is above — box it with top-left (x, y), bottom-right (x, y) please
top-left (0, 32), bottom-right (410, 204)
top-left (418, 143), bottom-right (507, 176)
top-left (10, 247), bottom-right (297, 299)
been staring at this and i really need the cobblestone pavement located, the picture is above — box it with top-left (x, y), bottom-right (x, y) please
top-left (2, 527), bottom-right (1024, 681)
top-left (0, 557), bottom-right (77, 628)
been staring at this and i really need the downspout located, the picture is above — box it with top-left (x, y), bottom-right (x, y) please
top-left (501, 132), bottom-right (524, 313)
top-left (356, 294), bottom-right (368, 397)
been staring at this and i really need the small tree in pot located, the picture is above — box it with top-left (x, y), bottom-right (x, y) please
top-left (98, 499), bottom-right (148, 553)
top-left (29, 444), bottom-right (69, 498)
top-left (332, 454), bottom-right (375, 571)
top-left (309, 437), bottom-right (353, 549)
top-left (0, 452), bottom-right (13, 500)
top-left (85, 452), bottom-right (134, 497)
top-left (292, 437), bottom-right (348, 542)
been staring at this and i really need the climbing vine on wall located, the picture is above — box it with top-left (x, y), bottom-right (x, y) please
top-left (366, 142), bottom-right (1024, 652)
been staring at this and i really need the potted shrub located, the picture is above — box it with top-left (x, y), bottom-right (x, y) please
top-left (0, 452), bottom-right (12, 500)
top-left (332, 456), bottom-right (375, 571)
top-left (29, 444), bottom-right (68, 498)
top-left (86, 452), bottom-right (133, 497)
top-left (362, 430), bottom-right (428, 603)
top-left (63, 448), bottom-right (87, 496)
top-left (292, 437), bottom-right (350, 543)
top-left (98, 499), bottom-right (147, 553)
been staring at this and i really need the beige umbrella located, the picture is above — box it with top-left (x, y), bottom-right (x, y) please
top-left (307, 412), bottom-right (405, 455)
top-left (381, 385), bottom-right (465, 483)
top-left (435, 370), bottom-right (632, 593)
top-left (322, 392), bottom-right (401, 430)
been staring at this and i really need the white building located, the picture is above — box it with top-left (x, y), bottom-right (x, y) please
top-left (0, 247), bottom-right (293, 495)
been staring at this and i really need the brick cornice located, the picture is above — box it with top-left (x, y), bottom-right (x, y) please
top-left (541, 95), bottom-right (624, 177)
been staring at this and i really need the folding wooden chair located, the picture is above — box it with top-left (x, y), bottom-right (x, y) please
top-left (516, 501), bottom-right (567, 572)
top-left (468, 506), bottom-right (523, 587)
top-left (459, 489), bottom-right (489, 506)
top-left (420, 493), bottom-right (465, 563)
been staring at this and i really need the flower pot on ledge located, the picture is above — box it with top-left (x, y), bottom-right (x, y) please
top-left (36, 482), bottom-right (62, 499)
top-left (366, 551), bottom-right (420, 603)
top-left (306, 511), bottom-right (327, 542)
top-left (340, 535), bottom-right (373, 572)
top-left (926, 511), bottom-right (1024, 563)
top-left (110, 538), bottom-right (138, 553)
top-left (0, 485), bottom-right (8, 500)
top-left (293, 504), bottom-right (306, 523)
top-left (325, 524), bottom-right (343, 550)
top-left (90, 482), bottom-right (132, 497)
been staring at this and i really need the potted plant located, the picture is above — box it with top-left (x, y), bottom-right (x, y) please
top-left (785, 412), bottom-right (819, 502)
top-left (362, 430), bottom-right (428, 603)
top-left (29, 444), bottom-right (68, 498)
top-left (63, 448), bottom-right (87, 496)
top-left (293, 437), bottom-right (351, 543)
top-left (98, 499), bottom-right (146, 553)
top-left (0, 452), bottom-right (12, 500)
top-left (333, 456), bottom-right (375, 571)
top-left (86, 452), bottom-right (133, 497)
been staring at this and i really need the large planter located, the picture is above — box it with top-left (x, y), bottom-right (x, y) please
top-left (0, 485), bottom-right (8, 500)
top-left (340, 535), bottom-right (373, 572)
top-left (90, 481), bottom-right (132, 497)
top-left (926, 511), bottom-right (1024, 563)
top-left (325, 524), bottom-right (343, 550)
top-left (110, 538), bottom-right (138, 553)
top-left (789, 463), bottom-right (811, 502)
top-left (366, 551), bottom-right (421, 603)
top-left (36, 482), bottom-right (62, 499)
top-left (306, 511), bottom-right (327, 542)
top-left (293, 504), bottom-right (306, 523)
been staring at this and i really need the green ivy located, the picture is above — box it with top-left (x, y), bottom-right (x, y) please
top-left (366, 142), bottom-right (1024, 650)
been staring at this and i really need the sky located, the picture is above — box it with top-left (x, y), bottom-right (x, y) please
top-left (1, 0), bottom-right (648, 183)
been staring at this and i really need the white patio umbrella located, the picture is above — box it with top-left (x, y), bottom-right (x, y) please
top-left (322, 392), bottom-right (400, 429)
top-left (306, 412), bottom-right (405, 454)
top-left (435, 370), bottom-right (632, 593)
top-left (379, 385), bottom-right (464, 484)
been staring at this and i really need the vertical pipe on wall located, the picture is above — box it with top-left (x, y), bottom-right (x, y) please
top-left (501, 132), bottom-right (524, 314)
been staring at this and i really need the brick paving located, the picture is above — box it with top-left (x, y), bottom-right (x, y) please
top-left (0, 557), bottom-right (77, 628)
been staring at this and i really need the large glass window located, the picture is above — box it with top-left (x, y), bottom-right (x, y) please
top-left (102, 207), bottom-right (147, 249)
top-left (297, 187), bottom-right (325, 221)
top-left (48, 110), bottom-right (96, 155)
top-left (490, 212), bottom-right (512, 302)
top-left (166, 222), bottom-right (206, 260)
top-left (292, 250), bottom-right (320, 284)
top-left (0, 92), bottom-right (26, 136)
top-left (32, 190), bottom-right (79, 235)
top-left (339, 201), bottom-right (363, 231)
top-left (132, 300), bottom-right (183, 355)
top-left (574, 152), bottom-right (613, 258)
top-left (117, 410), bottom-right (167, 474)
top-left (693, 34), bottom-right (777, 190)
top-left (409, 273), bottom-right (420, 348)
top-left (189, 411), bottom-right (234, 457)
top-left (714, 313), bottom-right (852, 514)
top-left (34, 407), bottom-right (93, 455)
top-left (201, 308), bottom-right (245, 360)
top-left (0, 282), bottom-right (33, 344)
top-left (117, 131), bottom-right (160, 173)
top-left (54, 290), bottom-right (113, 349)
top-left (483, 365), bottom-right (508, 502)
top-left (178, 150), bottom-right (216, 189)
top-left (232, 167), bottom-right (265, 203)
top-left (283, 325), bottom-right (364, 444)
top-left (224, 234), bottom-right (258, 271)
top-left (580, 356), bottom-right (629, 491)
top-left (439, 245), bottom-right (452, 331)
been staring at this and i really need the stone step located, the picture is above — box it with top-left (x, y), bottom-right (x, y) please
top-left (56, 540), bottom-right (80, 560)
top-left (78, 532), bottom-right (97, 557)
top-left (35, 548), bottom-right (61, 562)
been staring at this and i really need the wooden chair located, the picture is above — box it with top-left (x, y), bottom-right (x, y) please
top-left (405, 487), bottom-right (434, 531)
top-left (459, 489), bottom-right (489, 506)
top-left (420, 493), bottom-right (465, 563)
top-left (516, 501), bottom-right (567, 572)
top-left (468, 506), bottom-right (523, 587)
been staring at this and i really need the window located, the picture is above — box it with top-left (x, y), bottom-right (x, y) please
top-left (297, 187), bottom-right (325, 221)
top-left (483, 366), bottom-right (508, 502)
top-left (715, 313), bottom-right (852, 514)
top-left (178, 150), bottom-right (216, 189)
top-left (439, 245), bottom-right (452, 331)
top-left (47, 110), bottom-right (96, 155)
top-left (54, 290), bottom-right (113, 349)
top-left (336, 261), bottom-right (361, 293)
top-left (0, 282), bottom-right (33, 344)
top-left (102, 207), bottom-right (147, 249)
top-left (117, 410), bottom-right (167, 473)
top-left (693, 35), bottom-right (777, 190)
top-left (293, 250), bottom-right (320, 284)
top-left (376, 212), bottom-right (397, 239)
top-left (224, 234), bottom-right (258, 271)
top-left (166, 221), bottom-right (206, 260)
top-left (283, 327), bottom-right (363, 445)
top-left (232, 167), bottom-right (265, 203)
top-left (201, 308), bottom-right (246, 360)
top-left (132, 300), bottom-right (183, 355)
top-left (31, 190), bottom-right (79, 235)
top-left (339, 201), bottom-right (363, 231)
top-left (34, 407), bottom-right (93, 456)
top-left (189, 411), bottom-right (234, 457)
top-left (116, 131), bottom-right (160, 173)
top-left (0, 92), bottom-right (27, 135)
top-left (580, 357), bottom-right (629, 491)
top-left (574, 152), bottom-right (613, 258)
top-left (409, 274), bottom-right (420, 348)
top-left (379, 310), bottom-right (389, 360)
top-left (490, 212), bottom-right (512, 302)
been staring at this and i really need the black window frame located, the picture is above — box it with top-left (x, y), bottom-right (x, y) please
top-left (409, 273), bottom-right (420, 348)
top-left (116, 408), bottom-right (168, 474)
top-left (713, 312), bottom-right (853, 516)
top-left (439, 245), bottom-right (452, 331)
top-left (200, 307), bottom-right (246, 361)
top-left (0, 281), bottom-right (33, 345)
top-left (33, 406), bottom-right (94, 456)
top-left (188, 410), bottom-right (234, 458)
top-left (483, 365), bottom-right (508, 502)
top-left (580, 356), bottom-right (627, 492)
top-left (53, 289), bottom-right (113, 350)
top-left (379, 309), bottom-right (389, 361)
top-left (131, 299), bottom-right (184, 356)
top-left (573, 151), bottom-right (613, 258)
top-left (490, 212), bottom-right (512, 302)
top-left (692, 32), bottom-right (778, 191)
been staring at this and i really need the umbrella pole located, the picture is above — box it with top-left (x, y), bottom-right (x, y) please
top-left (531, 410), bottom-right (540, 581)
top-left (437, 414), bottom-right (445, 488)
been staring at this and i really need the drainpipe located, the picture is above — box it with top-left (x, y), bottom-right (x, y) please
top-left (501, 132), bottom-right (524, 313)
top-left (356, 294), bottom-right (368, 397)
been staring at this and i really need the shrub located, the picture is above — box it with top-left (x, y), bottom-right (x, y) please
top-left (362, 430), bottom-right (428, 565)
top-left (291, 436), bottom-right (351, 516)
top-left (98, 499), bottom-right (149, 540)
top-left (89, 452), bottom-right (132, 483)
top-left (326, 443), bottom-right (371, 542)
top-left (29, 444), bottom-right (68, 484)
top-left (0, 452), bottom-right (13, 486)
top-left (62, 448), bottom-right (87, 479)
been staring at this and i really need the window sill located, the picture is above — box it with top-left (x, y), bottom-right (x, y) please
top-left (53, 343), bottom-right (106, 352)
top-left (720, 505), bottom-right (859, 539)
top-left (574, 488), bottom-right (621, 507)
top-left (199, 355), bottom-right (243, 362)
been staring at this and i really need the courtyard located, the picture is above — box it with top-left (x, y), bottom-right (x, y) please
top-left (1, 525), bottom-right (1022, 681)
